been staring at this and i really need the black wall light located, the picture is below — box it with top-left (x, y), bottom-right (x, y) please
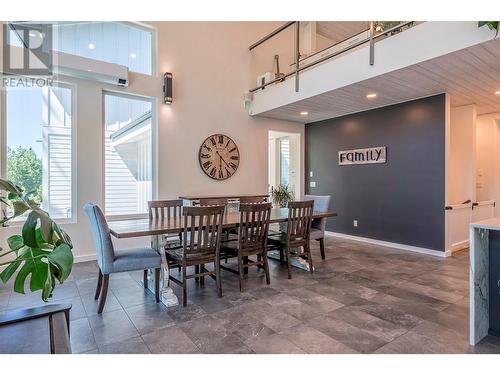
top-left (163, 72), bottom-right (173, 104)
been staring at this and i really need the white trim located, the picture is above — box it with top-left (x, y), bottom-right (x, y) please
top-left (325, 231), bottom-right (448, 258)
top-left (74, 253), bottom-right (96, 263)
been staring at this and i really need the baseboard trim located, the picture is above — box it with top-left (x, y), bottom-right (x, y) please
top-left (325, 231), bottom-right (448, 258)
top-left (446, 240), bottom-right (469, 256)
top-left (74, 254), bottom-right (96, 263)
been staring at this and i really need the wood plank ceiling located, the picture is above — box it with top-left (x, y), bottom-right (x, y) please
top-left (257, 37), bottom-right (500, 123)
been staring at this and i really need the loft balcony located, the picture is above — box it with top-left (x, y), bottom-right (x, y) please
top-left (247, 21), bottom-right (500, 122)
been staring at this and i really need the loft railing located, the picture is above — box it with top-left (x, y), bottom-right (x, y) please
top-left (248, 21), bottom-right (416, 93)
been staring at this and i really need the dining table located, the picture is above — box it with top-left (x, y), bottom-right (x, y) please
top-left (108, 208), bottom-right (337, 307)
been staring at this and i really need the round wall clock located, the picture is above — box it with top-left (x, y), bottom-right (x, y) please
top-left (199, 134), bottom-right (240, 180)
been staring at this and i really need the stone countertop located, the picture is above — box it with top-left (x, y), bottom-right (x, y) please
top-left (471, 217), bottom-right (500, 231)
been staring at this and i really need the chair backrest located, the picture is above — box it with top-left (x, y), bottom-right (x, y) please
top-left (182, 205), bottom-right (225, 260)
top-left (148, 199), bottom-right (183, 220)
top-left (239, 196), bottom-right (267, 204)
top-left (304, 194), bottom-right (331, 231)
top-left (84, 203), bottom-right (114, 273)
top-left (199, 197), bottom-right (229, 207)
top-left (287, 200), bottom-right (314, 245)
top-left (238, 202), bottom-right (272, 253)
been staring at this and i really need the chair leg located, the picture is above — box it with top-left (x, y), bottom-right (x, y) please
top-left (215, 260), bottom-right (223, 298)
top-left (237, 254), bottom-right (243, 292)
top-left (155, 268), bottom-right (160, 303)
top-left (200, 264), bottom-right (205, 286)
top-left (195, 265), bottom-right (199, 282)
top-left (287, 248), bottom-right (292, 279)
top-left (94, 269), bottom-right (103, 300)
top-left (319, 238), bottom-right (325, 260)
top-left (143, 269), bottom-right (148, 289)
top-left (182, 266), bottom-right (187, 307)
top-left (263, 252), bottom-right (270, 285)
top-left (307, 245), bottom-right (314, 274)
top-left (97, 274), bottom-right (109, 314)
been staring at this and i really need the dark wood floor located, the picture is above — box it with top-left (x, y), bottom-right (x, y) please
top-left (1, 236), bottom-right (500, 354)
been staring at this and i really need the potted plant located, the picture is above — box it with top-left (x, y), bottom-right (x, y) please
top-left (270, 184), bottom-right (294, 208)
top-left (478, 21), bottom-right (499, 37)
top-left (0, 178), bottom-right (73, 301)
top-left (271, 184), bottom-right (294, 233)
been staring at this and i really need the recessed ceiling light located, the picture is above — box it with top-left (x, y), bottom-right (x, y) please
top-left (300, 111), bottom-right (309, 116)
top-left (130, 53), bottom-right (137, 59)
top-left (88, 43), bottom-right (95, 50)
top-left (495, 90), bottom-right (500, 95)
top-left (366, 93), bottom-right (377, 99)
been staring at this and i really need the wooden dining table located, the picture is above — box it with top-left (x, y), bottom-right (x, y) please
top-left (108, 208), bottom-right (337, 307)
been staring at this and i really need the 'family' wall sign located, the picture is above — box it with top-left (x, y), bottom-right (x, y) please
top-left (338, 146), bottom-right (387, 165)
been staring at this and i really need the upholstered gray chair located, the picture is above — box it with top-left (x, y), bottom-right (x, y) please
top-left (304, 195), bottom-right (331, 260)
top-left (84, 203), bottom-right (162, 313)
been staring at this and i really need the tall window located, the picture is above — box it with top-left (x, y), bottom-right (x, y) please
top-left (6, 85), bottom-right (73, 219)
top-left (279, 137), bottom-right (290, 187)
top-left (104, 93), bottom-right (153, 216)
top-left (52, 22), bottom-right (153, 75)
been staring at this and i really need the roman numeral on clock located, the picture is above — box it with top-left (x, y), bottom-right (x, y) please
top-left (202, 161), bottom-right (212, 169)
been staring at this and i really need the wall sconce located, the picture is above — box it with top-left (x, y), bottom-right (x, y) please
top-left (163, 72), bottom-right (173, 104)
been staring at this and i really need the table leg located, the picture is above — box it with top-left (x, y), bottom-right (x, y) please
top-left (144, 235), bottom-right (179, 307)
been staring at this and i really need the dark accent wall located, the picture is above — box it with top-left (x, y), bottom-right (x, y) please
top-left (489, 230), bottom-right (500, 337)
top-left (305, 94), bottom-right (446, 251)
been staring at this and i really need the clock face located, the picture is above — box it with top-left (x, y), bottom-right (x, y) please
top-left (199, 134), bottom-right (240, 180)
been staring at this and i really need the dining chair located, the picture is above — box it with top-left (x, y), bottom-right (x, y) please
top-left (304, 194), bottom-right (331, 260)
top-left (268, 200), bottom-right (314, 279)
top-left (220, 202), bottom-right (272, 291)
top-left (84, 203), bottom-right (161, 313)
top-left (165, 205), bottom-right (225, 306)
top-left (148, 199), bottom-right (183, 246)
top-left (239, 196), bottom-right (267, 204)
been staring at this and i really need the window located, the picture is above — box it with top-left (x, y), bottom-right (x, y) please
top-left (5, 85), bottom-right (73, 219)
top-left (52, 22), bottom-right (153, 75)
top-left (104, 93), bottom-right (153, 216)
top-left (279, 137), bottom-right (290, 187)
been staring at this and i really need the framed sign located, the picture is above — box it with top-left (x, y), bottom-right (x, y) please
top-left (338, 146), bottom-right (387, 165)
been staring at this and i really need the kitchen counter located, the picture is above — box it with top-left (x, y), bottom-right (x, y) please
top-left (470, 217), bottom-right (500, 345)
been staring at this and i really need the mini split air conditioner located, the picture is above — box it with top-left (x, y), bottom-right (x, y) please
top-left (54, 51), bottom-right (129, 87)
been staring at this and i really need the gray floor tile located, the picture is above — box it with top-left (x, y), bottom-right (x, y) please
top-left (88, 309), bottom-right (140, 347)
top-left (80, 290), bottom-right (122, 316)
top-left (125, 302), bottom-right (175, 335)
top-left (142, 325), bottom-right (200, 354)
top-left (99, 336), bottom-right (151, 354)
top-left (246, 333), bottom-right (306, 354)
top-left (70, 318), bottom-right (97, 354)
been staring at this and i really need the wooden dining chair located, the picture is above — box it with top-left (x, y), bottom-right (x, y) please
top-left (268, 200), bottom-right (314, 279)
top-left (148, 199), bottom-right (183, 220)
top-left (220, 203), bottom-right (272, 291)
top-left (165, 205), bottom-right (225, 306)
top-left (239, 196), bottom-right (267, 204)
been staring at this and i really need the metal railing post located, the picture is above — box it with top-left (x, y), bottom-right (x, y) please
top-left (369, 21), bottom-right (375, 65)
top-left (295, 21), bottom-right (300, 92)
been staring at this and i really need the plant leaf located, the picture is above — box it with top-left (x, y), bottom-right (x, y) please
top-left (48, 244), bottom-right (73, 283)
top-left (12, 200), bottom-right (30, 217)
top-left (22, 211), bottom-right (39, 248)
top-left (13, 248), bottom-right (49, 296)
top-left (0, 179), bottom-right (23, 195)
top-left (0, 258), bottom-right (22, 284)
top-left (7, 235), bottom-right (24, 251)
top-left (53, 223), bottom-right (73, 249)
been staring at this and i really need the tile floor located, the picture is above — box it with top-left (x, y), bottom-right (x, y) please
top-left (1, 236), bottom-right (500, 354)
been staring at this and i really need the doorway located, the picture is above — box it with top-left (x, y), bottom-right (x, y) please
top-left (268, 130), bottom-right (301, 199)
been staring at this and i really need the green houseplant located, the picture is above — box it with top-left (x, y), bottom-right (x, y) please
top-left (0, 178), bottom-right (73, 301)
top-left (270, 184), bottom-right (294, 208)
top-left (478, 21), bottom-right (499, 37)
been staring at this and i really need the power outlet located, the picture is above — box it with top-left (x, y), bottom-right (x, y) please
top-left (353, 220), bottom-right (358, 227)
top-left (310, 181), bottom-right (316, 188)
top-left (309, 171), bottom-right (313, 177)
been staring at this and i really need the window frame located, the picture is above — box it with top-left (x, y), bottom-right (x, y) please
top-left (0, 80), bottom-right (77, 225)
top-left (101, 89), bottom-right (158, 221)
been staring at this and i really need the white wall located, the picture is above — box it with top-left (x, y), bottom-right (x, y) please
top-left (448, 104), bottom-right (476, 205)
top-left (476, 112), bottom-right (500, 216)
top-left (0, 22), bottom-right (304, 262)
